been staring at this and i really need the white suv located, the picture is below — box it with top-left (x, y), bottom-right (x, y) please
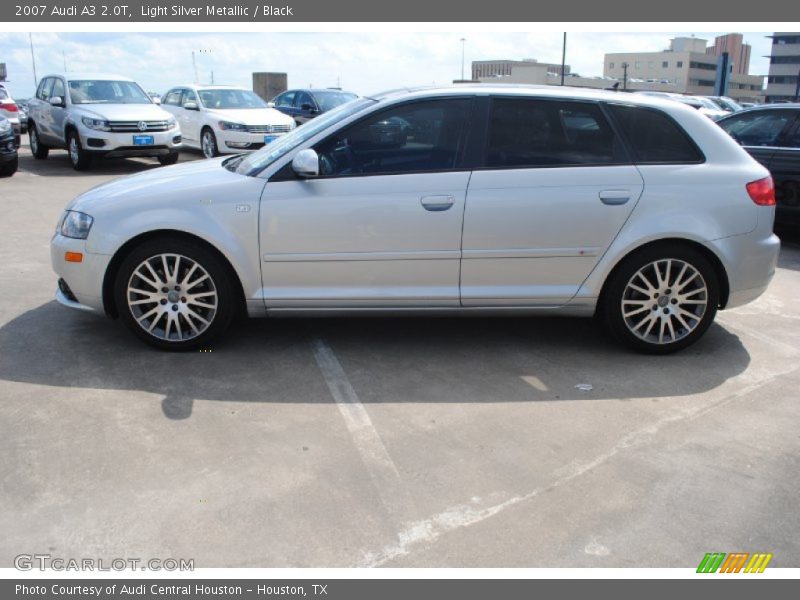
top-left (27, 73), bottom-right (182, 170)
top-left (161, 85), bottom-right (295, 158)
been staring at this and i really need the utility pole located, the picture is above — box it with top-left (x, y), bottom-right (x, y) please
top-left (622, 62), bottom-right (629, 91)
top-left (191, 51), bottom-right (199, 84)
top-left (62, 50), bottom-right (67, 71)
top-left (460, 38), bottom-right (466, 80)
top-left (560, 33), bottom-right (567, 86)
top-left (29, 33), bottom-right (37, 87)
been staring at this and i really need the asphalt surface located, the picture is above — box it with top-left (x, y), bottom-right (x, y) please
top-left (1, 140), bottom-right (798, 568)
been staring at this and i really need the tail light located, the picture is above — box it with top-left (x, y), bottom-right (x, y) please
top-left (0, 101), bottom-right (18, 113)
top-left (746, 176), bottom-right (776, 206)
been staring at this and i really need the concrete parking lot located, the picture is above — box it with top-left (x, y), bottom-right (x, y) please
top-left (1, 140), bottom-right (798, 568)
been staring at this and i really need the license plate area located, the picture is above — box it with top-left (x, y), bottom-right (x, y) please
top-left (133, 135), bottom-right (154, 146)
top-left (264, 135), bottom-right (278, 144)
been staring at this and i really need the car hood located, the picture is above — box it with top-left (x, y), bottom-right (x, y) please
top-left (73, 103), bottom-right (174, 122)
top-left (68, 157), bottom-right (246, 213)
top-left (204, 107), bottom-right (294, 126)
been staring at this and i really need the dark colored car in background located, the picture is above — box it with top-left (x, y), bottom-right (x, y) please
top-left (717, 104), bottom-right (800, 230)
top-left (270, 88), bottom-right (358, 125)
top-left (0, 115), bottom-right (19, 177)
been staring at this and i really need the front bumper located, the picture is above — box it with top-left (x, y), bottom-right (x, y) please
top-left (50, 234), bottom-right (112, 314)
top-left (78, 125), bottom-right (182, 157)
top-left (219, 130), bottom-right (287, 154)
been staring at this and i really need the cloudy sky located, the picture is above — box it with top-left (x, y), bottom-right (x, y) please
top-left (0, 31), bottom-right (773, 99)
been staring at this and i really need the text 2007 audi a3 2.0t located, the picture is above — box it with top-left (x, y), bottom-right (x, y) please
top-left (50, 85), bottom-right (780, 354)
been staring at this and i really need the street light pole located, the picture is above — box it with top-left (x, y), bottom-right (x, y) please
top-left (460, 38), bottom-right (466, 81)
top-left (622, 62), bottom-right (629, 91)
top-left (560, 32), bottom-right (567, 86)
top-left (29, 33), bottom-right (37, 87)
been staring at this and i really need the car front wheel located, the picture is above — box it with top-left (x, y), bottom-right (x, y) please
top-left (67, 131), bottom-right (92, 170)
top-left (158, 151), bottom-right (179, 166)
top-left (0, 157), bottom-right (17, 177)
top-left (603, 245), bottom-right (719, 354)
top-left (201, 128), bottom-right (218, 158)
top-left (114, 237), bottom-right (237, 350)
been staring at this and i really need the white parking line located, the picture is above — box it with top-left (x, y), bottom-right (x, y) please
top-left (310, 337), bottom-right (416, 525)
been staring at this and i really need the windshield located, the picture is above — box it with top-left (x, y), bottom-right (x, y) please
top-left (198, 88), bottom-right (268, 110)
top-left (234, 97), bottom-right (376, 176)
top-left (314, 91), bottom-right (358, 112)
top-left (68, 80), bottom-right (152, 105)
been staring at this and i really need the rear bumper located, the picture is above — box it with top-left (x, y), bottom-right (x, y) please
top-left (710, 230), bottom-right (780, 310)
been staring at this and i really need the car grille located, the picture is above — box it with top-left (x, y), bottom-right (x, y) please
top-left (108, 120), bottom-right (171, 132)
top-left (245, 124), bottom-right (292, 134)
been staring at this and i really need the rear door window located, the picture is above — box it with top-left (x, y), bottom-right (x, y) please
top-left (607, 104), bottom-right (704, 163)
top-left (486, 98), bottom-right (624, 168)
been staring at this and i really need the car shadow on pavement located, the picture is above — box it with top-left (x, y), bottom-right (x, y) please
top-left (777, 231), bottom-right (800, 271)
top-left (16, 149), bottom-right (201, 178)
top-left (0, 301), bottom-right (751, 421)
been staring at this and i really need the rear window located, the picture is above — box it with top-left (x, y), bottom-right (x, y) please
top-left (486, 98), bottom-right (625, 168)
top-left (607, 104), bottom-right (703, 164)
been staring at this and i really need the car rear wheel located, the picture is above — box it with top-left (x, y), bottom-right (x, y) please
top-left (0, 157), bottom-right (17, 177)
top-left (114, 237), bottom-right (237, 350)
top-left (67, 131), bottom-right (92, 170)
top-left (29, 124), bottom-right (49, 159)
top-left (603, 245), bottom-right (719, 354)
top-left (201, 128), bottom-right (218, 158)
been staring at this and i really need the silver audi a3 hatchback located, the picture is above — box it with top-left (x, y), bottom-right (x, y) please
top-left (51, 85), bottom-right (780, 353)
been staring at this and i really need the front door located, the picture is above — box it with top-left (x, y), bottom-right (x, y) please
top-left (259, 97), bottom-right (474, 308)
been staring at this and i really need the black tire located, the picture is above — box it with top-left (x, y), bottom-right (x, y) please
top-left (67, 130), bottom-right (92, 171)
top-left (29, 124), bottom-right (49, 159)
top-left (602, 244), bottom-right (720, 354)
top-left (0, 157), bottom-right (17, 177)
top-left (114, 237), bottom-right (238, 351)
top-left (158, 151), bottom-right (179, 166)
top-left (201, 127), bottom-right (218, 158)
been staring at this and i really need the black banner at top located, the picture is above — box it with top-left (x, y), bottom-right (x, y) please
top-left (0, 0), bottom-right (795, 22)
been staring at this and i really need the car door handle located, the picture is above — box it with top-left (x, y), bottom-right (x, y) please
top-left (599, 190), bottom-right (631, 205)
top-left (420, 195), bottom-right (455, 211)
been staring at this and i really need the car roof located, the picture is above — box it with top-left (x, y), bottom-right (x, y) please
top-left (44, 73), bottom-right (134, 82)
top-left (284, 88), bottom-right (357, 95)
top-left (365, 84), bottom-right (704, 113)
top-left (181, 84), bottom-right (250, 91)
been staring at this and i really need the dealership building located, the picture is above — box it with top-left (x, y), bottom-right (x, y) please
top-left (604, 35), bottom-right (764, 103)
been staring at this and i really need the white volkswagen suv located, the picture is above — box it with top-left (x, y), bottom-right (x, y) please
top-left (27, 73), bottom-right (182, 170)
top-left (50, 86), bottom-right (780, 353)
top-left (160, 85), bottom-right (296, 158)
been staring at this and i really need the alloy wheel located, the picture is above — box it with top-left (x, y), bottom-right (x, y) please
top-left (126, 253), bottom-right (218, 342)
top-left (69, 137), bottom-right (79, 165)
top-left (620, 258), bottom-right (708, 345)
top-left (202, 131), bottom-right (215, 158)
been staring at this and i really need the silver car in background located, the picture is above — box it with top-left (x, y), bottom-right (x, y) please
top-left (50, 85), bottom-right (779, 353)
top-left (26, 73), bottom-right (182, 170)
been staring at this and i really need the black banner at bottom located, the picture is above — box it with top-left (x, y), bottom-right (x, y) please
top-left (4, 579), bottom-right (799, 600)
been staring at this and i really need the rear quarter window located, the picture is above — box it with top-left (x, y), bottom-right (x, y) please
top-left (607, 104), bottom-right (704, 164)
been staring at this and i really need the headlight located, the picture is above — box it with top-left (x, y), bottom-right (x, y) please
top-left (0, 119), bottom-right (10, 134)
top-left (167, 117), bottom-right (178, 129)
top-left (81, 117), bottom-right (111, 132)
top-left (218, 121), bottom-right (247, 131)
top-left (60, 211), bottom-right (94, 240)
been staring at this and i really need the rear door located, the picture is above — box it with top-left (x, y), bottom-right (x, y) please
top-left (460, 96), bottom-right (643, 306)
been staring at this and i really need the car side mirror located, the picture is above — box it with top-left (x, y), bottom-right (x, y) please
top-left (183, 101), bottom-right (199, 111)
top-left (266, 101), bottom-right (276, 108)
top-left (152, 97), bottom-right (161, 105)
top-left (292, 148), bottom-right (319, 178)
top-left (49, 96), bottom-right (65, 107)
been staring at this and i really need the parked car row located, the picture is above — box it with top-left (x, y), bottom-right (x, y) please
top-left (19, 72), bottom-right (361, 169)
top-left (0, 114), bottom-right (19, 177)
